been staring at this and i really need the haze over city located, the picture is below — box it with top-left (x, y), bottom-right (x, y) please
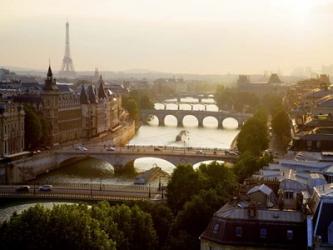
top-left (2, 0), bottom-right (333, 74)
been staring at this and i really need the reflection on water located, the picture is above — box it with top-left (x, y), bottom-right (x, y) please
top-left (35, 158), bottom-right (131, 185)
top-left (193, 160), bottom-right (224, 169)
top-left (134, 157), bottom-right (176, 175)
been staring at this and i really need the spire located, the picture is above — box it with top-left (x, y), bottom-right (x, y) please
top-left (44, 65), bottom-right (58, 91)
top-left (80, 85), bottom-right (89, 104)
top-left (98, 75), bottom-right (107, 99)
top-left (87, 85), bottom-right (98, 104)
top-left (47, 65), bottom-right (53, 78)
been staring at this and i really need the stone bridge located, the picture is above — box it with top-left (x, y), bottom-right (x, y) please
top-left (156, 93), bottom-right (215, 103)
top-left (2, 146), bottom-right (238, 184)
top-left (141, 109), bottom-right (251, 129)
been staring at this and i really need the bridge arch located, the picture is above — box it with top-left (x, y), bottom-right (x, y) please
top-left (163, 114), bottom-right (178, 127)
top-left (56, 156), bottom-right (115, 177)
top-left (203, 116), bottom-right (219, 128)
top-left (146, 115), bottom-right (159, 126)
top-left (133, 157), bottom-right (176, 175)
top-left (182, 115), bottom-right (199, 127)
top-left (222, 117), bottom-right (239, 129)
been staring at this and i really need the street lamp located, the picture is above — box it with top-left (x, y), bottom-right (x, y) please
top-left (148, 184), bottom-right (151, 199)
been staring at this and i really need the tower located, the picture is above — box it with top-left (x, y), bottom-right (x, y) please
top-left (59, 21), bottom-right (76, 78)
top-left (42, 65), bottom-right (60, 144)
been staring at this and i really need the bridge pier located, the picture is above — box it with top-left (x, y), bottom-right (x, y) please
top-left (237, 120), bottom-right (243, 129)
top-left (177, 119), bottom-right (183, 127)
top-left (218, 121), bottom-right (224, 129)
top-left (198, 118), bottom-right (204, 128)
top-left (159, 117), bottom-right (165, 126)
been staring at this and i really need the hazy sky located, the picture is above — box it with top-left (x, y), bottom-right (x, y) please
top-left (1, 0), bottom-right (333, 74)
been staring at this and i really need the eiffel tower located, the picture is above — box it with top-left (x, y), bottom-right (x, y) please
top-left (59, 21), bottom-right (76, 78)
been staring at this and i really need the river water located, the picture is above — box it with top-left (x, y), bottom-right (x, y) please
top-left (2, 97), bottom-right (240, 218)
top-left (32, 97), bottom-right (239, 185)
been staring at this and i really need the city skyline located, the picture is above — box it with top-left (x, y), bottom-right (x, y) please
top-left (2, 0), bottom-right (333, 74)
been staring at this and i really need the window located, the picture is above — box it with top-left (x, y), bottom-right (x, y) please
top-left (284, 191), bottom-right (293, 199)
top-left (213, 223), bottom-right (220, 234)
top-left (286, 230), bottom-right (293, 240)
top-left (235, 226), bottom-right (242, 237)
top-left (260, 228), bottom-right (267, 239)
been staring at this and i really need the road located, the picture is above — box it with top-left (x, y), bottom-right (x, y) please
top-left (59, 144), bottom-right (238, 159)
top-left (0, 184), bottom-right (164, 201)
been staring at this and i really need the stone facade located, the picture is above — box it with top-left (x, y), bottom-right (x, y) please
top-left (41, 66), bottom-right (82, 145)
top-left (80, 75), bottom-right (121, 138)
top-left (0, 100), bottom-right (25, 156)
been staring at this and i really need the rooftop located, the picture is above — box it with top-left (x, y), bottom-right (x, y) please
top-left (215, 202), bottom-right (304, 223)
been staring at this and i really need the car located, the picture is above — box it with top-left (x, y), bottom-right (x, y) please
top-left (106, 146), bottom-right (116, 151)
top-left (78, 146), bottom-right (88, 152)
top-left (16, 185), bottom-right (30, 192)
top-left (154, 147), bottom-right (161, 151)
top-left (39, 185), bottom-right (53, 192)
top-left (196, 150), bottom-right (203, 154)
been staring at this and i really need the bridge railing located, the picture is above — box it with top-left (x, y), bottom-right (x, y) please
top-left (29, 182), bottom-right (160, 192)
top-left (0, 191), bottom-right (151, 201)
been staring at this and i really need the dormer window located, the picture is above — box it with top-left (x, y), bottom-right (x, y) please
top-left (260, 228), bottom-right (267, 239)
top-left (235, 226), bottom-right (242, 237)
top-left (286, 230), bottom-right (293, 240)
top-left (212, 223), bottom-right (220, 234)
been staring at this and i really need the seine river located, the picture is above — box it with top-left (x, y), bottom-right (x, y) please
top-left (30, 98), bottom-right (239, 185)
top-left (1, 97), bottom-right (240, 219)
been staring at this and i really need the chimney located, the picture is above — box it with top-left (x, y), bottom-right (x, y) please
top-left (247, 202), bottom-right (257, 218)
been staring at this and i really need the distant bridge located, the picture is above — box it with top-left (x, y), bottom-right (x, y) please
top-left (155, 102), bottom-right (217, 110)
top-left (156, 93), bottom-right (215, 103)
top-left (141, 109), bottom-right (251, 129)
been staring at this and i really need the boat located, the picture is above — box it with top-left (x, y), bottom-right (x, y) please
top-left (176, 130), bottom-right (189, 142)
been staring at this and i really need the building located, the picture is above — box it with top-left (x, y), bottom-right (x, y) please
top-left (308, 184), bottom-right (333, 248)
top-left (41, 66), bottom-right (81, 145)
top-left (237, 73), bottom-right (287, 96)
top-left (80, 75), bottom-right (122, 138)
top-left (312, 95), bottom-right (333, 115)
top-left (0, 100), bottom-right (25, 156)
top-left (291, 127), bottom-right (333, 152)
top-left (200, 184), bottom-right (307, 249)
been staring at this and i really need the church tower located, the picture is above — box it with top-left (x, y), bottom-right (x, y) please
top-left (41, 65), bottom-right (60, 144)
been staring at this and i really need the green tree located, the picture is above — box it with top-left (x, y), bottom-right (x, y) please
top-left (233, 151), bottom-right (272, 182)
top-left (167, 165), bottom-right (201, 213)
top-left (272, 109), bottom-right (291, 138)
top-left (237, 113), bottom-right (269, 156)
top-left (0, 204), bottom-right (115, 250)
top-left (169, 189), bottom-right (225, 250)
top-left (137, 202), bottom-right (174, 249)
top-left (271, 108), bottom-right (291, 152)
top-left (123, 97), bottom-right (139, 120)
top-left (198, 161), bottom-right (236, 197)
top-left (91, 202), bottom-right (157, 250)
top-left (140, 95), bottom-right (154, 109)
